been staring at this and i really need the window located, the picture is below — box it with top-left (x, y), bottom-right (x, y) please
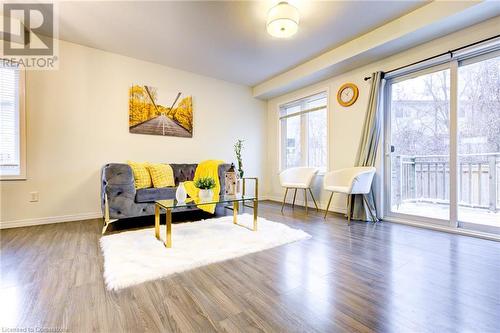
top-left (0, 61), bottom-right (25, 179)
top-left (457, 54), bottom-right (500, 228)
top-left (279, 91), bottom-right (328, 172)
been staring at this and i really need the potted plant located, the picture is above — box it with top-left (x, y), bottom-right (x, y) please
top-left (234, 139), bottom-right (244, 194)
top-left (195, 177), bottom-right (216, 201)
top-left (234, 139), bottom-right (244, 178)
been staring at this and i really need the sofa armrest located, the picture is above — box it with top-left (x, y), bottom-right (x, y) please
top-left (101, 163), bottom-right (136, 218)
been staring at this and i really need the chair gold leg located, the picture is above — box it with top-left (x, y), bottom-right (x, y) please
top-left (253, 199), bottom-right (258, 231)
top-left (324, 192), bottom-right (334, 219)
top-left (281, 188), bottom-right (289, 213)
top-left (309, 188), bottom-right (319, 212)
top-left (292, 188), bottom-right (297, 209)
top-left (347, 194), bottom-right (352, 225)
top-left (304, 188), bottom-right (308, 215)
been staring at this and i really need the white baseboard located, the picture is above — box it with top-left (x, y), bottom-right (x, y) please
top-left (0, 212), bottom-right (102, 229)
top-left (262, 195), bottom-right (347, 214)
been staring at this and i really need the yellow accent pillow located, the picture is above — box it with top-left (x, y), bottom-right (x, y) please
top-left (127, 161), bottom-right (152, 189)
top-left (147, 163), bottom-right (175, 188)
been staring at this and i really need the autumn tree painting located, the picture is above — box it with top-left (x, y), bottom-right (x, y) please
top-left (129, 85), bottom-right (193, 137)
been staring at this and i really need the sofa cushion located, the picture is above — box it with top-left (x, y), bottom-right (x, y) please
top-left (147, 163), bottom-right (175, 188)
top-left (127, 161), bottom-right (152, 189)
top-left (135, 187), bottom-right (177, 203)
top-left (170, 164), bottom-right (197, 185)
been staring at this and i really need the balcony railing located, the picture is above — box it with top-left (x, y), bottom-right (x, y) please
top-left (392, 153), bottom-right (500, 212)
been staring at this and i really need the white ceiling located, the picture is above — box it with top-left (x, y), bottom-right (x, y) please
top-left (253, 2), bottom-right (500, 98)
top-left (54, 1), bottom-right (427, 86)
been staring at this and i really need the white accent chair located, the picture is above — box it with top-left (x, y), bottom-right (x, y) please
top-left (323, 167), bottom-right (376, 223)
top-left (279, 167), bottom-right (318, 214)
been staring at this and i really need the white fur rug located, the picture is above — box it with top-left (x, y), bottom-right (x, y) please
top-left (100, 214), bottom-right (311, 290)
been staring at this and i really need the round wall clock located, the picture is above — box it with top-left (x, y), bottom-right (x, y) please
top-left (337, 83), bottom-right (359, 107)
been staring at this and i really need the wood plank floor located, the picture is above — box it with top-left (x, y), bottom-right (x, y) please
top-left (1, 201), bottom-right (499, 332)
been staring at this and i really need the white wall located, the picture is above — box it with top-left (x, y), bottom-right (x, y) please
top-left (265, 17), bottom-right (500, 214)
top-left (0, 40), bottom-right (267, 227)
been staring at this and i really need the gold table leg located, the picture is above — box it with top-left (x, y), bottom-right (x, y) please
top-left (154, 204), bottom-right (160, 239)
top-left (233, 201), bottom-right (239, 224)
top-left (165, 208), bottom-right (172, 248)
top-left (253, 199), bottom-right (258, 231)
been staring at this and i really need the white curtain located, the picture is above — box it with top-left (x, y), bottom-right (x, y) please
top-left (352, 71), bottom-right (384, 221)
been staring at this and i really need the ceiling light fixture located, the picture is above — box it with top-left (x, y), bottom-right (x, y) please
top-left (266, 1), bottom-right (300, 38)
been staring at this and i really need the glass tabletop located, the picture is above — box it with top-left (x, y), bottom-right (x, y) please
top-left (155, 194), bottom-right (257, 209)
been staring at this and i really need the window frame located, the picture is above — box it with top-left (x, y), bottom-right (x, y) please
top-left (277, 89), bottom-right (329, 174)
top-left (1, 62), bottom-right (26, 180)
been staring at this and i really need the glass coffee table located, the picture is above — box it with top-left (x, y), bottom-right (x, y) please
top-left (154, 194), bottom-right (258, 248)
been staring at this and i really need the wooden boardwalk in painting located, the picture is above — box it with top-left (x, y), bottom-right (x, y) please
top-left (130, 115), bottom-right (192, 137)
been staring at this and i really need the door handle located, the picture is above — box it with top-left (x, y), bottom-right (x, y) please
top-left (385, 144), bottom-right (395, 156)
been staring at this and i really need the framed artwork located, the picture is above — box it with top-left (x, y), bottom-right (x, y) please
top-left (129, 84), bottom-right (193, 137)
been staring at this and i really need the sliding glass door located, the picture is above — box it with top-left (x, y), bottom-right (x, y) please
top-left (385, 50), bottom-right (500, 234)
top-left (457, 54), bottom-right (500, 234)
top-left (387, 66), bottom-right (451, 225)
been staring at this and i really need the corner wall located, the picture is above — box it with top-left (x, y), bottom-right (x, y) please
top-left (0, 40), bottom-right (267, 228)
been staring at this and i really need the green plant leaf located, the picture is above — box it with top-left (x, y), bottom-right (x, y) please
top-left (194, 177), bottom-right (216, 189)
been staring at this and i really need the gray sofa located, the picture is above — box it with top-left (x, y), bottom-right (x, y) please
top-left (101, 163), bottom-right (231, 231)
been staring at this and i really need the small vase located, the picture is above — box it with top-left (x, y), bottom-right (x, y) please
top-left (176, 182), bottom-right (187, 203)
top-left (199, 189), bottom-right (213, 201)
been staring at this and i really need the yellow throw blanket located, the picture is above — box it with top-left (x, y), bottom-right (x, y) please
top-left (184, 160), bottom-right (224, 214)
